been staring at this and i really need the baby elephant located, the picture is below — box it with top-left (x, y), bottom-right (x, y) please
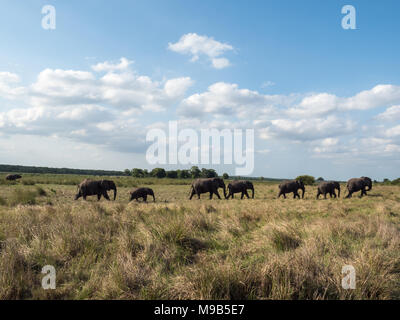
top-left (316, 181), bottom-right (340, 199)
top-left (226, 180), bottom-right (254, 199)
top-left (129, 187), bottom-right (155, 202)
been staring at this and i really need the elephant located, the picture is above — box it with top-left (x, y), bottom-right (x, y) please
top-left (6, 174), bottom-right (22, 181)
top-left (316, 181), bottom-right (340, 199)
top-left (189, 177), bottom-right (226, 200)
top-left (345, 177), bottom-right (372, 198)
top-left (74, 179), bottom-right (117, 201)
top-left (129, 187), bottom-right (155, 202)
top-left (278, 180), bottom-right (305, 199)
top-left (226, 180), bottom-right (254, 199)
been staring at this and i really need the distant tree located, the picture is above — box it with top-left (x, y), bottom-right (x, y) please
top-left (222, 173), bottom-right (229, 179)
top-left (166, 170), bottom-right (178, 179)
top-left (124, 169), bottom-right (131, 176)
top-left (391, 178), bottom-right (400, 185)
top-left (260, 176), bottom-right (264, 181)
top-left (143, 169), bottom-right (149, 177)
top-left (201, 168), bottom-right (218, 178)
top-left (151, 168), bottom-right (166, 178)
top-left (131, 168), bottom-right (145, 178)
top-left (190, 166), bottom-right (201, 178)
top-left (316, 177), bottom-right (324, 182)
top-left (296, 175), bottom-right (315, 185)
top-left (177, 170), bottom-right (190, 179)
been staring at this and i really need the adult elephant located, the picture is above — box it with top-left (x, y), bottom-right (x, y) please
top-left (129, 187), bottom-right (155, 202)
top-left (316, 181), bottom-right (340, 199)
top-left (189, 177), bottom-right (226, 200)
top-left (345, 177), bottom-right (372, 198)
top-left (226, 180), bottom-right (254, 199)
top-left (6, 174), bottom-right (22, 181)
top-left (278, 180), bottom-right (305, 199)
top-left (74, 179), bottom-right (117, 201)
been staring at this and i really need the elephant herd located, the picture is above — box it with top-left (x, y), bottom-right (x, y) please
top-left (73, 176), bottom-right (373, 202)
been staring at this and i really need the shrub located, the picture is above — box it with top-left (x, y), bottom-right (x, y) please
top-left (9, 189), bottom-right (37, 206)
top-left (296, 175), bottom-right (315, 185)
top-left (35, 186), bottom-right (47, 196)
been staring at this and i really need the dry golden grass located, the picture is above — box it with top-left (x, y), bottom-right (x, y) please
top-left (0, 179), bottom-right (399, 299)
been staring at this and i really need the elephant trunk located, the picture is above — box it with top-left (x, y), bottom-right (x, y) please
top-left (366, 184), bottom-right (372, 191)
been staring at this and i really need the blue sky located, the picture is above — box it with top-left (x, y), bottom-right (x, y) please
top-left (0, 0), bottom-right (400, 180)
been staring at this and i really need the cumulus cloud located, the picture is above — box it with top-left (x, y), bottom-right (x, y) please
top-left (179, 82), bottom-right (292, 118)
top-left (376, 105), bottom-right (400, 121)
top-left (0, 58), bottom-right (193, 153)
top-left (0, 71), bottom-right (26, 99)
top-left (259, 116), bottom-right (355, 141)
top-left (91, 57), bottom-right (133, 72)
top-left (168, 33), bottom-right (234, 69)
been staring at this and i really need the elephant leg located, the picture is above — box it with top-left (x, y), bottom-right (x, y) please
top-left (215, 190), bottom-right (222, 200)
top-left (323, 192), bottom-right (327, 199)
top-left (143, 195), bottom-right (147, 202)
top-left (189, 189), bottom-right (195, 200)
top-left (333, 191), bottom-right (337, 198)
top-left (83, 195), bottom-right (87, 201)
top-left (345, 191), bottom-right (353, 198)
top-left (209, 192), bottom-right (213, 200)
top-left (283, 193), bottom-right (287, 199)
top-left (316, 191), bottom-right (321, 199)
top-left (241, 192), bottom-right (244, 199)
top-left (245, 190), bottom-right (250, 199)
top-left (103, 191), bottom-right (110, 201)
top-left (97, 193), bottom-right (102, 201)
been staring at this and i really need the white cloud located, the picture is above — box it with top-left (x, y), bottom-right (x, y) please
top-left (164, 77), bottom-right (194, 98)
top-left (385, 125), bottom-right (400, 138)
top-left (179, 82), bottom-right (291, 118)
top-left (211, 58), bottom-right (231, 69)
top-left (0, 58), bottom-right (194, 154)
top-left (376, 105), bottom-right (400, 121)
top-left (168, 33), bottom-right (234, 69)
top-left (92, 57), bottom-right (133, 72)
top-left (260, 116), bottom-right (355, 142)
top-left (0, 71), bottom-right (25, 99)
top-left (261, 81), bottom-right (275, 88)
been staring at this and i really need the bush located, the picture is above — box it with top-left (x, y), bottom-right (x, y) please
top-left (9, 189), bottom-right (37, 206)
top-left (35, 186), bottom-right (47, 196)
top-left (22, 180), bottom-right (35, 186)
top-left (296, 175), bottom-right (315, 185)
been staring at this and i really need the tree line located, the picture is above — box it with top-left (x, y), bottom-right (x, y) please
top-left (125, 166), bottom-right (224, 179)
top-left (0, 164), bottom-right (127, 176)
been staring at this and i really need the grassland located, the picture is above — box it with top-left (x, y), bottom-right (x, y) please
top-left (0, 174), bottom-right (399, 299)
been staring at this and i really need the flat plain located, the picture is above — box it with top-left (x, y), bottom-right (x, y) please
top-left (0, 174), bottom-right (399, 299)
